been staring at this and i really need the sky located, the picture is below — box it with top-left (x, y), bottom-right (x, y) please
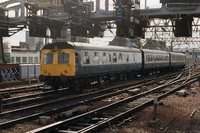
top-left (0, 0), bottom-right (161, 46)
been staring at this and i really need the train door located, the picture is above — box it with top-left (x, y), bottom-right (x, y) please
top-left (126, 54), bottom-right (129, 70)
top-left (75, 52), bottom-right (80, 75)
top-left (108, 53), bottom-right (112, 72)
top-left (141, 50), bottom-right (144, 71)
top-left (169, 53), bottom-right (172, 67)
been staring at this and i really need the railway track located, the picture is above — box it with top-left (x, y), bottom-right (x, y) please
top-left (2, 87), bottom-right (70, 109)
top-left (28, 71), bottom-right (198, 133)
top-left (0, 71), bottom-right (184, 130)
top-left (2, 71), bottom-right (181, 110)
top-left (0, 83), bottom-right (44, 96)
top-left (1, 71), bottom-right (182, 110)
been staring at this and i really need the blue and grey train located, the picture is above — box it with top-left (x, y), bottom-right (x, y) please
top-left (39, 42), bottom-right (186, 89)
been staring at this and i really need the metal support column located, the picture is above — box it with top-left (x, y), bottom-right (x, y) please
top-left (105, 0), bottom-right (109, 11)
top-left (0, 94), bottom-right (2, 113)
top-left (0, 37), bottom-right (5, 64)
top-left (96, 0), bottom-right (100, 11)
top-left (145, 0), bottom-right (147, 9)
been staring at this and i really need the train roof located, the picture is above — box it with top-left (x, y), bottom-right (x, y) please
top-left (170, 52), bottom-right (185, 56)
top-left (43, 42), bottom-right (141, 52)
top-left (141, 49), bottom-right (169, 54)
top-left (43, 42), bottom-right (186, 56)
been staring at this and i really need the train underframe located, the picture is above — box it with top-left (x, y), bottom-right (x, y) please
top-left (40, 65), bottom-right (185, 91)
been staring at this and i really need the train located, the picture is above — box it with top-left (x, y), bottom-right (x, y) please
top-left (39, 42), bottom-right (186, 89)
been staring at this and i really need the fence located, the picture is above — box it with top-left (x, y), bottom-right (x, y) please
top-left (0, 64), bottom-right (40, 83)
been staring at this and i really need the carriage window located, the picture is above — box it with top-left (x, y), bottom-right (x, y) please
top-left (127, 54), bottom-right (129, 62)
top-left (172, 55), bottom-right (175, 60)
top-left (83, 51), bottom-right (90, 64)
top-left (44, 54), bottom-right (53, 64)
top-left (113, 53), bottom-right (117, 63)
top-left (133, 54), bottom-right (135, 62)
top-left (118, 53), bottom-right (122, 61)
top-left (85, 52), bottom-right (88, 56)
top-left (58, 53), bottom-right (70, 64)
top-left (93, 52), bottom-right (99, 64)
top-left (108, 53), bottom-right (111, 63)
top-left (94, 52), bottom-right (98, 56)
top-left (102, 52), bottom-right (107, 64)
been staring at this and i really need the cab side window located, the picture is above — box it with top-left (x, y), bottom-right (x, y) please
top-left (75, 53), bottom-right (79, 63)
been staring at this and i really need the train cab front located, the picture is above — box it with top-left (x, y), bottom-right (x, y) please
top-left (39, 44), bottom-right (75, 88)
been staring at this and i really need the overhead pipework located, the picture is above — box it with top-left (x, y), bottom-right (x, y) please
top-left (0, 8), bottom-right (9, 64)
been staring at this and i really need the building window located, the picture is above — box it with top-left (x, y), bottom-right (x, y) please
top-left (22, 57), bottom-right (27, 63)
top-left (34, 57), bottom-right (39, 63)
top-left (16, 57), bottom-right (21, 63)
top-left (11, 57), bottom-right (14, 63)
top-left (29, 57), bottom-right (33, 63)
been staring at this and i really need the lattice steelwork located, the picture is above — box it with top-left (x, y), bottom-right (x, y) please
top-left (145, 18), bottom-right (200, 50)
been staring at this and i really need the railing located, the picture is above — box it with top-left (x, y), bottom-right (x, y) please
top-left (0, 64), bottom-right (40, 83)
top-left (0, 64), bottom-right (19, 82)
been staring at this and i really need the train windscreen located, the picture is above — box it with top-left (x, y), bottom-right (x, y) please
top-left (58, 53), bottom-right (70, 64)
top-left (43, 54), bottom-right (53, 64)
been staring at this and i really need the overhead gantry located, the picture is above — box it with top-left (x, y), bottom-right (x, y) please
top-left (0, 0), bottom-right (200, 63)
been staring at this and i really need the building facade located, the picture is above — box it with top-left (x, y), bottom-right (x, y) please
top-left (3, 31), bottom-right (44, 64)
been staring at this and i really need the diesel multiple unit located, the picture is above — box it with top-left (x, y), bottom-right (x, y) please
top-left (39, 42), bottom-right (186, 89)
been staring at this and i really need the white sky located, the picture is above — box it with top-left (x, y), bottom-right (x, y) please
top-left (0, 0), bottom-right (161, 45)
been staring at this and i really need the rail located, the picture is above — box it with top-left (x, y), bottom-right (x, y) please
top-left (0, 71), bottom-right (181, 130)
top-left (28, 72), bottom-right (199, 133)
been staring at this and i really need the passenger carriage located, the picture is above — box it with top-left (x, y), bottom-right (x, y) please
top-left (40, 42), bottom-right (143, 88)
